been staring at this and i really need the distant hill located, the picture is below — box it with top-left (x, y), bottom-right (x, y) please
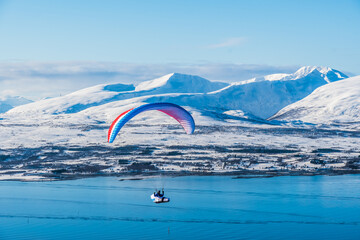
top-left (0, 96), bottom-right (33, 113)
top-left (270, 75), bottom-right (360, 125)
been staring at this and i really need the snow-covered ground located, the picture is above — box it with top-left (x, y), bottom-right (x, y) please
top-left (0, 66), bottom-right (359, 181)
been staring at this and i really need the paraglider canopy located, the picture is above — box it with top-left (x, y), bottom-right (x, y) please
top-left (108, 102), bottom-right (195, 143)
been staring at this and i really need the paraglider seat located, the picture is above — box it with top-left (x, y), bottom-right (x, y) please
top-left (150, 193), bottom-right (170, 203)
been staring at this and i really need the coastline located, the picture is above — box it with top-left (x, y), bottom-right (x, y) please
top-left (1, 169), bottom-right (359, 182)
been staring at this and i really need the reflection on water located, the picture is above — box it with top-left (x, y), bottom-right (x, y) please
top-left (0, 175), bottom-right (360, 240)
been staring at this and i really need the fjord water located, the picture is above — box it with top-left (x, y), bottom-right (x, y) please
top-left (0, 175), bottom-right (359, 239)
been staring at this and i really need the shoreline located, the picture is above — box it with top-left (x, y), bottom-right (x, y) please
top-left (1, 169), bottom-right (359, 182)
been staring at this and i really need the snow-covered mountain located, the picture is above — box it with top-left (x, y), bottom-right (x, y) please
top-left (206, 66), bottom-right (347, 118)
top-left (5, 66), bottom-right (348, 121)
top-left (7, 73), bottom-right (228, 115)
top-left (270, 75), bottom-right (360, 124)
top-left (116, 66), bottom-right (347, 119)
top-left (0, 96), bottom-right (33, 113)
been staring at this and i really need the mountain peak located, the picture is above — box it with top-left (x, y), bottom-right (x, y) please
top-left (293, 66), bottom-right (347, 83)
top-left (294, 66), bottom-right (322, 75)
top-left (226, 66), bottom-right (347, 87)
top-left (135, 73), bottom-right (228, 93)
top-left (135, 73), bottom-right (175, 91)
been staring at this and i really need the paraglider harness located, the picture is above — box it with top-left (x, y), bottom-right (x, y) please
top-left (151, 188), bottom-right (169, 203)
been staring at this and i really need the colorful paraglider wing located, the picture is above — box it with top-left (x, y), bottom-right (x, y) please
top-left (108, 103), bottom-right (195, 143)
top-left (107, 108), bottom-right (134, 143)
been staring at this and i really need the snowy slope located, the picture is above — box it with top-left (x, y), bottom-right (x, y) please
top-left (6, 82), bottom-right (135, 114)
top-left (270, 75), bottom-right (360, 124)
top-left (7, 73), bottom-right (228, 115)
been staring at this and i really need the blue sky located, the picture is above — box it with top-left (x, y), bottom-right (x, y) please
top-left (0, 0), bottom-right (359, 98)
top-left (0, 0), bottom-right (359, 71)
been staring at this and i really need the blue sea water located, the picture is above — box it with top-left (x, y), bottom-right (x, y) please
top-left (0, 175), bottom-right (359, 239)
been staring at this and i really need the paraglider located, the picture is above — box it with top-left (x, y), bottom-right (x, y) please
top-left (107, 102), bottom-right (195, 204)
top-left (107, 102), bottom-right (195, 143)
top-left (151, 188), bottom-right (170, 203)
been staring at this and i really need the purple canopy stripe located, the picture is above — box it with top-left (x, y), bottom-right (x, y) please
top-left (108, 103), bottom-right (195, 143)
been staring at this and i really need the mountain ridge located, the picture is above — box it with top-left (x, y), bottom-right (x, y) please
top-left (4, 66), bottom-right (350, 122)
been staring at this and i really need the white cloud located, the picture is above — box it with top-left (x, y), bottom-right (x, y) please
top-left (207, 37), bottom-right (246, 49)
top-left (1, 89), bottom-right (16, 97)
